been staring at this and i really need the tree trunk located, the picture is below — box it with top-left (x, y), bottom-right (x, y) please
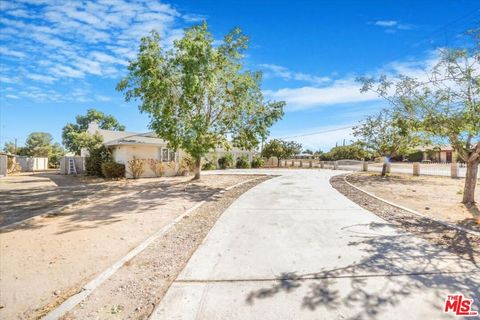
top-left (193, 156), bottom-right (202, 180)
top-left (462, 160), bottom-right (479, 205)
top-left (381, 163), bottom-right (388, 176)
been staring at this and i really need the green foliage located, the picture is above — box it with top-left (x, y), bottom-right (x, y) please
top-left (261, 139), bottom-right (302, 161)
top-left (117, 23), bottom-right (284, 178)
top-left (85, 145), bottom-right (111, 177)
top-left (62, 109), bottom-right (125, 155)
top-left (323, 144), bottom-right (368, 161)
top-left (407, 151), bottom-right (423, 162)
top-left (251, 156), bottom-right (264, 168)
top-left (202, 160), bottom-right (217, 170)
top-left (353, 109), bottom-right (420, 159)
top-left (19, 132), bottom-right (65, 168)
top-left (101, 161), bottom-right (125, 179)
top-left (236, 155), bottom-right (250, 168)
top-left (218, 153), bottom-right (235, 169)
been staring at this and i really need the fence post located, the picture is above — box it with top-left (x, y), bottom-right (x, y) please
top-left (309, 160), bottom-right (313, 168)
top-left (451, 162), bottom-right (459, 178)
top-left (300, 160), bottom-right (303, 167)
top-left (320, 161), bottom-right (324, 169)
top-left (413, 162), bottom-right (420, 176)
top-left (291, 160), bottom-right (295, 167)
top-left (333, 161), bottom-right (338, 170)
top-left (362, 161), bottom-right (368, 172)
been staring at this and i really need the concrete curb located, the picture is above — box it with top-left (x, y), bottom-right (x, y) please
top-left (43, 176), bottom-right (265, 320)
top-left (343, 173), bottom-right (480, 237)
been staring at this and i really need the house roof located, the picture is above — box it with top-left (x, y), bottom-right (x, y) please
top-left (104, 133), bottom-right (168, 147)
top-left (417, 145), bottom-right (454, 152)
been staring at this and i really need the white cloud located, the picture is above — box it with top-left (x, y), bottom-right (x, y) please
top-left (264, 79), bottom-right (379, 111)
top-left (375, 20), bottom-right (397, 27)
top-left (26, 73), bottom-right (57, 83)
top-left (5, 94), bottom-right (20, 99)
top-left (260, 64), bottom-right (331, 85)
top-left (264, 51), bottom-right (440, 112)
top-left (95, 94), bottom-right (111, 102)
top-left (0, 47), bottom-right (27, 58)
top-left (373, 20), bottom-right (414, 32)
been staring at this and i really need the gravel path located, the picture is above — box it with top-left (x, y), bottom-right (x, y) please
top-left (330, 174), bottom-right (480, 266)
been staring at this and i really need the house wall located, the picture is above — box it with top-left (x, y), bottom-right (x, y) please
top-left (111, 145), bottom-right (179, 178)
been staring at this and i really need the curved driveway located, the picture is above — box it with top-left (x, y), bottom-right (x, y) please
top-left (151, 169), bottom-right (479, 320)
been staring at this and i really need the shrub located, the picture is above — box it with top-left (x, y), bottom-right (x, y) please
top-left (251, 156), bottom-right (264, 168)
top-left (202, 160), bottom-right (217, 170)
top-left (218, 153), bottom-right (234, 169)
top-left (236, 155), bottom-right (250, 169)
top-left (101, 161), bottom-right (125, 179)
top-left (127, 157), bottom-right (145, 179)
top-left (7, 156), bottom-right (20, 173)
top-left (86, 145), bottom-right (111, 177)
top-left (148, 159), bottom-right (165, 177)
top-left (178, 154), bottom-right (195, 175)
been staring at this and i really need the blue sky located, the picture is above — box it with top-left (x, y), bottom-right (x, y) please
top-left (0, 0), bottom-right (479, 151)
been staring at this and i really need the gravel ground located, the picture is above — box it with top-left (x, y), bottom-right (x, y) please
top-left (330, 174), bottom-right (480, 266)
top-left (62, 176), bottom-right (272, 320)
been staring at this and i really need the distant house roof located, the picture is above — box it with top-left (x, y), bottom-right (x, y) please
top-left (417, 145), bottom-right (454, 152)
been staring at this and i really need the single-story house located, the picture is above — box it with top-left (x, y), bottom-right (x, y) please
top-left (82, 122), bottom-right (257, 178)
top-left (416, 145), bottom-right (457, 163)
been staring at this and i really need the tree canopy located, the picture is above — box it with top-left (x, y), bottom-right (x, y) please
top-left (359, 27), bottom-right (480, 203)
top-left (117, 23), bottom-right (285, 179)
top-left (62, 109), bottom-right (125, 155)
top-left (261, 139), bottom-right (302, 163)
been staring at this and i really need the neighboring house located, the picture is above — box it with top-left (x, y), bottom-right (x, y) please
top-left (417, 145), bottom-right (457, 163)
top-left (84, 122), bottom-right (257, 178)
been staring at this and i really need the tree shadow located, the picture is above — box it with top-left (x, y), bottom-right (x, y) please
top-left (245, 222), bottom-right (479, 319)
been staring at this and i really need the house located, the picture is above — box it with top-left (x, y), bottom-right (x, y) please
top-left (417, 145), bottom-right (457, 163)
top-left (83, 122), bottom-right (256, 178)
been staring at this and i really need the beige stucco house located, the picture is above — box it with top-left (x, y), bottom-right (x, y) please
top-left (417, 145), bottom-right (457, 163)
top-left (83, 122), bottom-right (256, 178)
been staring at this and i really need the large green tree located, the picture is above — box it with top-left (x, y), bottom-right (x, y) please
top-left (261, 139), bottom-right (302, 165)
top-left (359, 29), bottom-right (480, 204)
top-left (23, 132), bottom-right (64, 167)
top-left (62, 109), bottom-right (125, 155)
top-left (117, 23), bottom-right (284, 179)
top-left (353, 109), bottom-right (421, 176)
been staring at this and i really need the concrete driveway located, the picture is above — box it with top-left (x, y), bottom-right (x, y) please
top-left (151, 169), bottom-right (479, 320)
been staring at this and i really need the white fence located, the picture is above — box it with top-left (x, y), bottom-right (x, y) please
top-left (278, 159), bottom-right (474, 179)
top-left (15, 156), bottom-right (48, 171)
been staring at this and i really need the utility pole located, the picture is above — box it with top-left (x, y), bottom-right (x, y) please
top-left (14, 138), bottom-right (17, 155)
top-left (343, 139), bottom-right (345, 146)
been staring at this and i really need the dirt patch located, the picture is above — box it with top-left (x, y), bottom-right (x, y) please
top-left (61, 176), bottom-right (271, 320)
top-left (345, 172), bottom-right (480, 231)
top-left (330, 174), bottom-right (480, 266)
top-left (0, 174), bottom-right (264, 320)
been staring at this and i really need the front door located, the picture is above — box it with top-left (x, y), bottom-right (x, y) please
top-left (446, 151), bottom-right (452, 163)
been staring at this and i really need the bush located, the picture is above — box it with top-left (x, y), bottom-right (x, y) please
top-left (218, 153), bottom-right (234, 169)
top-left (148, 159), bottom-right (165, 177)
top-left (101, 161), bottom-right (125, 179)
top-left (7, 156), bottom-right (20, 173)
top-left (251, 156), bottom-right (264, 168)
top-left (127, 157), bottom-right (145, 179)
top-left (178, 154), bottom-right (195, 175)
top-left (202, 160), bottom-right (217, 170)
top-left (86, 145), bottom-right (111, 177)
top-left (236, 155), bottom-right (250, 169)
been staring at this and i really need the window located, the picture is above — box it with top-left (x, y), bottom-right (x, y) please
top-left (169, 150), bottom-right (176, 162)
top-left (162, 148), bottom-right (169, 162)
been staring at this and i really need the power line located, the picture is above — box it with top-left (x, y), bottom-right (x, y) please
top-left (277, 125), bottom-right (354, 139)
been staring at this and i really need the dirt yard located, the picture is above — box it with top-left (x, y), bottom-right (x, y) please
top-left (345, 173), bottom-right (480, 231)
top-left (0, 173), bottom-right (264, 319)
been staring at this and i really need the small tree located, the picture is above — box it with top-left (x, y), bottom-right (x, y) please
top-left (325, 143), bottom-right (370, 162)
top-left (359, 29), bottom-right (480, 204)
top-left (261, 139), bottom-right (302, 165)
top-left (23, 132), bottom-right (65, 168)
top-left (353, 109), bottom-right (420, 176)
top-left (62, 109), bottom-right (125, 155)
top-left (117, 23), bottom-right (284, 179)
